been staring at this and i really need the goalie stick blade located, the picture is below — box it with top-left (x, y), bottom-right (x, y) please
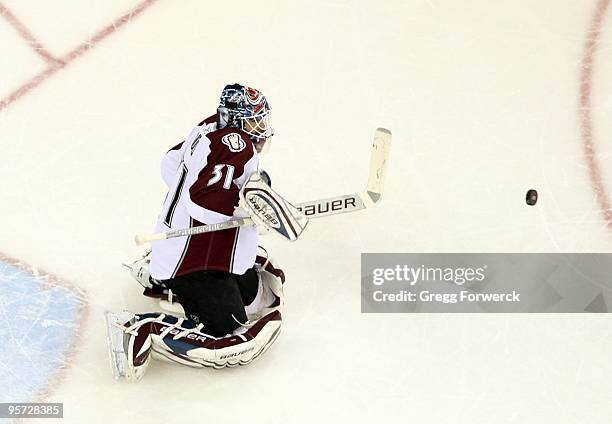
top-left (296, 127), bottom-right (392, 218)
top-left (296, 194), bottom-right (365, 218)
top-left (365, 128), bottom-right (392, 204)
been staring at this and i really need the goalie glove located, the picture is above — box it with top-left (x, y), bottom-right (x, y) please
top-left (123, 250), bottom-right (167, 292)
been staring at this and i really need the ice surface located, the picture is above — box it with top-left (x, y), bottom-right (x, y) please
top-left (0, 258), bottom-right (83, 403)
top-left (1, 0), bottom-right (612, 423)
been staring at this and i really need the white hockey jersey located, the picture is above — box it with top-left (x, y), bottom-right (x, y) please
top-left (149, 116), bottom-right (259, 280)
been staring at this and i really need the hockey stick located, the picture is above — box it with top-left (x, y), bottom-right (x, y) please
top-left (135, 217), bottom-right (252, 245)
top-left (296, 127), bottom-right (391, 218)
top-left (134, 128), bottom-right (391, 246)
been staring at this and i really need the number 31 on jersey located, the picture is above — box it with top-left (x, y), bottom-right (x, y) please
top-left (207, 164), bottom-right (235, 189)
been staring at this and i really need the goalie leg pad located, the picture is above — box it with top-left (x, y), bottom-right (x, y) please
top-left (106, 311), bottom-right (156, 382)
top-left (152, 310), bottom-right (282, 368)
top-left (244, 255), bottom-right (286, 318)
top-left (107, 306), bottom-right (282, 379)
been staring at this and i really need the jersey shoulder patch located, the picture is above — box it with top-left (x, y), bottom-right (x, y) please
top-left (205, 128), bottom-right (255, 159)
top-left (221, 132), bottom-right (247, 153)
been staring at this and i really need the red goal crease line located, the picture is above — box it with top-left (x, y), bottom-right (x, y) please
top-left (0, 0), bottom-right (159, 112)
top-left (579, 0), bottom-right (612, 232)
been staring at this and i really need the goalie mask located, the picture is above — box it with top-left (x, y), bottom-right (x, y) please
top-left (218, 84), bottom-right (273, 150)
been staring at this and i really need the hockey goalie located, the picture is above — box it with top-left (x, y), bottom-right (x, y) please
top-left (107, 84), bottom-right (306, 381)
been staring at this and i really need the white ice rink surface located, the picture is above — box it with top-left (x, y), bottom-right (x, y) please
top-left (1, 0), bottom-right (612, 422)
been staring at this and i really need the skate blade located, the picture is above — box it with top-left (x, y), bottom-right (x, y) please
top-left (105, 310), bottom-right (134, 380)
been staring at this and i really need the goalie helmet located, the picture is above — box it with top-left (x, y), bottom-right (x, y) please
top-left (218, 83), bottom-right (273, 147)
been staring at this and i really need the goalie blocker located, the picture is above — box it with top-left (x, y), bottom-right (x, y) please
top-left (239, 172), bottom-right (308, 241)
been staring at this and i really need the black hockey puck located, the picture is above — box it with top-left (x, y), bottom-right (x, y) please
top-left (526, 189), bottom-right (538, 205)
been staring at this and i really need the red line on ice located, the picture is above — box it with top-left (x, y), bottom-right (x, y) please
top-left (0, 0), bottom-right (158, 112)
top-left (0, 2), bottom-right (60, 65)
top-left (579, 0), bottom-right (612, 231)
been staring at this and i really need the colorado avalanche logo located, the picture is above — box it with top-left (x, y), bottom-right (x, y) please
top-left (222, 133), bottom-right (246, 152)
